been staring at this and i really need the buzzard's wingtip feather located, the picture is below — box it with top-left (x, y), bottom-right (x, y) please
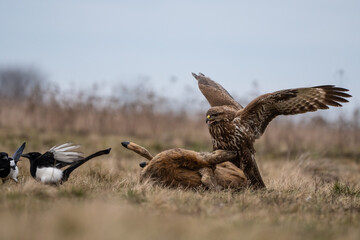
top-left (191, 72), bottom-right (198, 80)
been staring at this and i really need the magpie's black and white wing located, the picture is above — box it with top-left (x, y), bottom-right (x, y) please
top-left (37, 143), bottom-right (84, 168)
top-left (49, 143), bottom-right (84, 162)
top-left (12, 142), bottom-right (26, 164)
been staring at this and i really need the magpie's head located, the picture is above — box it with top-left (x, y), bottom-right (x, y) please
top-left (21, 152), bottom-right (42, 161)
top-left (0, 152), bottom-right (9, 161)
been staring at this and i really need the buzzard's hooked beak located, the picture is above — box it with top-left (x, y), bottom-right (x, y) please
top-left (206, 115), bottom-right (212, 125)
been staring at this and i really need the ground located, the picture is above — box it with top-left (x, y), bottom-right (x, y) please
top-left (1, 131), bottom-right (359, 240)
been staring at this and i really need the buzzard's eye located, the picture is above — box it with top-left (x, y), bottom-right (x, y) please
top-left (212, 113), bottom-right (219, 117)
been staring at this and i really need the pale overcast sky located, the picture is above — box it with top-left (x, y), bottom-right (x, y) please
top-left (0, 0), bottom-right (359, 113)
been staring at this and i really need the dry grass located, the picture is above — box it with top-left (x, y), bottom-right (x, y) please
top-left (0, 91), bottom-right (359, 240)
top-left (0, 131), bottom-right (359, 240)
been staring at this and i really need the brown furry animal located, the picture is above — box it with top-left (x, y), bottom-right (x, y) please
top-left (121, 142), bottom-right (248, 190)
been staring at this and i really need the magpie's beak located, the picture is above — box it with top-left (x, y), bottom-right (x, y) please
top-left (21, 153), bottom-right (30, 159)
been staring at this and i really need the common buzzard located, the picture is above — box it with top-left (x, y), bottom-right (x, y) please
top-left (193, 73), bottom-right (351, 189)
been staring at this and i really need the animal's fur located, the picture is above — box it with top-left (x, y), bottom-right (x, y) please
top-left (122, 142), bottom-right (248, 190)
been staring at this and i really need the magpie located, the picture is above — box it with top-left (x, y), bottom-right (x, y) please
top-left (0, 142), bottom-right (26, 183)
top-left (21, 143), bottom-right (111, 184)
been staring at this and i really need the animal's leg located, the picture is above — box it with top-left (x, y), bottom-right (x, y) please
top-left (199, 150), bottom-right (238, 165)
top-left (241, 149), bottom-right (266, 189)
top-left (121, 142), bottom-right (153, 161)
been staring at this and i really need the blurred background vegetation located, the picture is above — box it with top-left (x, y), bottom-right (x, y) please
top-left (1, 66), bottom-right (358, 161)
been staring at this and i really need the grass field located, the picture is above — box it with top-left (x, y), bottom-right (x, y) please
top-left (0, 91), bottom-right (359, 240)
top-left (0, 130), bottom-right (359, 240)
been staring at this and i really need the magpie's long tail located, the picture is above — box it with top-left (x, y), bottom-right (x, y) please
top-left (62, 148), bottom-right (111, 182)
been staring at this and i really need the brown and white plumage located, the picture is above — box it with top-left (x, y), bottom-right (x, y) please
top-left (193, 73), bottom-right (352, 189)
top-left (192, 73), bottom-right (243, 109)
top-left (237, 85), bottom-right (351, 139)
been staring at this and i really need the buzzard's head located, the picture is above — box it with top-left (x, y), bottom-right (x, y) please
top-left (206, 106), bottom-right (237, 126)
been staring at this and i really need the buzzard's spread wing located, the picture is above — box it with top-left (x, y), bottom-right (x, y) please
top-left (237, 85), bottom-right (351, 139)
top-left (192, 73), bottom-right (243, 109)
